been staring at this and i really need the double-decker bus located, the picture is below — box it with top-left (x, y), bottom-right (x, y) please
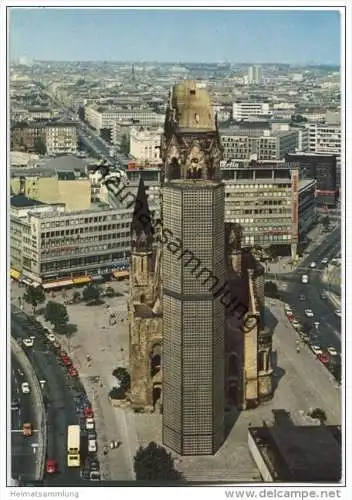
top-left (67, 425), bottom-right (80, 467)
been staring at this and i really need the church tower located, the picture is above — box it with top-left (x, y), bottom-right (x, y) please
top-left (129, 178), bottom-right (162, 411)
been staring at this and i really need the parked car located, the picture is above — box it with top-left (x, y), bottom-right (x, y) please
top-left (69, 367), bottom-right (78, 377)
top-left (320, 291), bottom-right (328, 300)
top-left (85, 417), bottom-right (95, 431)
top-left (304, 309), bottom-right (314, 318)
top-left (84, 407), bottom-right (94, 418)
top-left (311, 345), bottom-right (323, 356)
top-left (321, 258), bottom-right (329, 265)
top-left (291, 320), bottom-right (301, 330)
top-left (62, 356), bottom-right (73, 367)
top-left (310, 262), bottom-right (316, 268)
top-left (88, 439), bottom-right (97, 453)
top-left (335, 309), bottom-right (341, 318)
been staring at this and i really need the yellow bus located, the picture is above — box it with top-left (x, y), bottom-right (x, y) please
top-left (67, 425), bottom-right (80, 467)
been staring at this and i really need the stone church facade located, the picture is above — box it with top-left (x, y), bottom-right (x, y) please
top-left (128, 80), bottom-right (273, 418)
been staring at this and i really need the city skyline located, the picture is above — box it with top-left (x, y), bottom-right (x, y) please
top-left (9, 8), bottom-right (341, 65)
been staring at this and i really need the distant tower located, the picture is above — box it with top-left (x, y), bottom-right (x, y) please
top-left (131, 64), bottom-right (136, 82)
top-left (161, 80), bottom-right (225, 455)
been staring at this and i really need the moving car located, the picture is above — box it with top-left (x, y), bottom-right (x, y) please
top-left (309, 262), bottom-right (316, 268)
top-left (11, 399), bottom-right (20, 411)
top-left (46, 459), bottom-right (58, 474)
top-left (311, 345), bottom-right (323, 356)
top-left (327, 346), bottom-right (338, 356)
top-left (301, 274), bottom-right (309, 284)
top-left (313, 321), bottom-right (320, 329)
top-left (304, 309), bottom-right (314, 318)
top-left (22, 338), bottom-right (34, 348)
top-left (335, 309), bottom-right (341, 318)
top-left (85, 417), bottom-right (95, 431)
top-left (320, 291), bottom-right (328, 300)
top-left (21, 382), bottom-right (30, 394)
top-left (23, 423), bottom-right (32, 437)
top-left (321, 258), bottom-right (329, 265)
top-left (299, 295), bottom-right (305, 301)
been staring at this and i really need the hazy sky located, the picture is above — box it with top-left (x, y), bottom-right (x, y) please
top-left (9, 8), bottom-right (341, 64)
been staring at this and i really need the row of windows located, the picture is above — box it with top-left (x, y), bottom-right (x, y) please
top-left (39, 214), bottom-right (129, 228)
top-left (40, 252), bottom-right (127, 272)
top-left (40, 223), bottom-right (129, 237)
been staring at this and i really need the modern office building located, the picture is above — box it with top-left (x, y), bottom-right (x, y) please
top-left (10, 195), bottom-right (131, 286)
top-left (85, 105), bottom-right (164, 131)
top-left (232, 101), bottom-right (270, 121)
top-left (221, 160), bottom-right (316, 258)
top-left (247, 66), bottom-right (262, 85)
top-left (286, 152), bottom-right (338, 207)
top-left (220, 129), bottom-right (299, 162)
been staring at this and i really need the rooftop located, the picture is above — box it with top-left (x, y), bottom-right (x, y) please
top-left (10, 195), bottom-right (47, 208)
top-left (250, 425), bottom-right (341, 482)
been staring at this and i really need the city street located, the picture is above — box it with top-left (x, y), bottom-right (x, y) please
top-left (11, 356), bottom-right (39, 483)
top-left (11, 307), bottom-right (82, 486)
top-left (267, 226), bottom-right (342, 355)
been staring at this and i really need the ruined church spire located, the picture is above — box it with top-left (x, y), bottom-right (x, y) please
top-left (130, 176), bottom-right (154, 252)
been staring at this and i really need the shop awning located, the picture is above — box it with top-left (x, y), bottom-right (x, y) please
top-left (113, 270), bottom-right (129, 279)
top-left (72, 276), bottom-right (91, 285)
top-left (43, 279), bottom-right (74, 290)
top-left (10, 269), bottom-right (21, 280)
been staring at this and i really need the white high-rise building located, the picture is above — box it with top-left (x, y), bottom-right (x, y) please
top-left (247, 65), bottom-right (262, 85)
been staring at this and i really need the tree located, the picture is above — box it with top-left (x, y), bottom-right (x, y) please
top-left (119, 133), bottom-right (130, 154)
top-left (100, 128), bottom-right (112, 143)
top-left (105, 286), bottom-right (115, 297)
top-left (33, 136), bottom-right (47, 155)
top-left (82, 284), bottom-right (101, 304)
top-left (23, 285), bottom-right (45, 312)
top-left (112, 367), bottom-right (131, 392)
top-left (78, 106), bottom-right (85, 121)
top-left (44, 301), bottom-right (69, 331)
top-left (322, 215), bottom-right (330, 230)
top-left (309, 408), bottom-right (327, 424)
top-left (133, 442), bottom-right (184, 481)
top-left (109, 386), bottom-right (127, 400)
top-left (264, 281), bottom-right (278, 298)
